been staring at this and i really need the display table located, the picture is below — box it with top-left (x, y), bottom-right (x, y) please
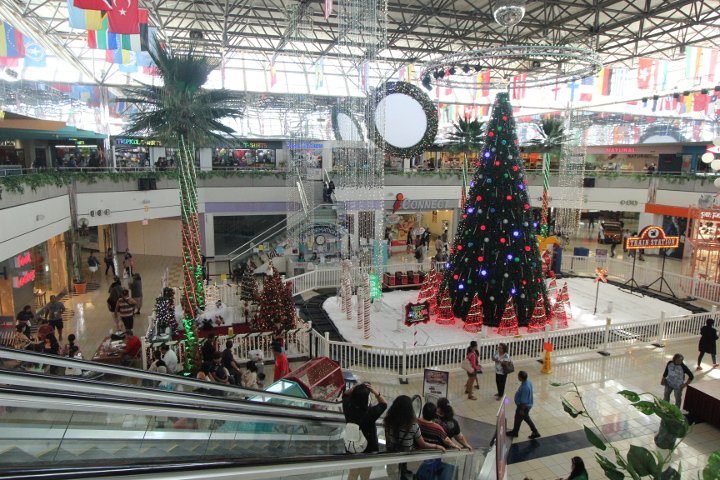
top-left (684, 379), bottom-right (720, 428)
top-left (92, 336), bottom-right (127, 365)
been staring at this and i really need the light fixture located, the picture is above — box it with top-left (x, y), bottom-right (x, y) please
top-left (462, 65), bottom-right (471, 74)
top-left (493, 0), bottom-right (526, 28)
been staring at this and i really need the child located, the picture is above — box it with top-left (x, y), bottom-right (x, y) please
top-left (61, 334), bottom-right (79, 357)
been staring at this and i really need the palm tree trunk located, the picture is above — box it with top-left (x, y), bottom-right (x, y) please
top-left (178, 135), bottom-right (204, 371)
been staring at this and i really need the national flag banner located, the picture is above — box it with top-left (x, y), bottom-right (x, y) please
top-left (566, 80), bottom-right (579, 102)
top-left (52, 83), bottom-right (73, 93)
top-left (700, 48), bottom-right (719, 82)
top-left (323, 0), bottom-right (333, 20)
top-left (88, 15), bottom-right (117, 49)
top-left (596, 67), bottom-right (612, 95)
top-left (74, 0), bottom-right (112, 10)
top-left (67, 0), bottom-right (104, 30)
top-left (407, 63), bottom-right (414, 83)
top-left (22, 36), bottom-right (46, 67)
top-left (656, 60), bottom-right (669, 90)
top-left (682, 94), bottom-right (693, 113)
top-left (0, 57), bottom-right (19, 67)
top-left (475, 71), bottom-right (490, 100)
top-left (108, 0), bottom-right (140, 34)
top-left (685, 46), bottom-right (702, 80)
top-left (637, 58), bottom-right (658, 90)
top-left (315, 58), bottom-right (324, 90)
top-left (610, 68), bottom-right (628, 97)
top-left (398, 65), bottom-right (406, 81)
top-left (579, 77), bottom-right (594, 102)
top-left (106, 48), bottom-right (135, 65)
top-left (0, 22), bottom-right (25, 58)
top-left (270, 62), bottom-right (277, 87)
top-left (511, 73), bottom-right (527, 100)
top-left (694, 92), bottom-right (710, 113)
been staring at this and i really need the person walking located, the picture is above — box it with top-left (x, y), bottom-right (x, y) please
top-left (662, 353), bottom-right (694, 408)
top-left (115, 289), bottom-right (137, 331)
top-left (104, 248), bottom-right (115, 276)
top-left (464, 341), bottom-right (481, 400)
top-left (87, 252), bottom-right (100, 283)
top-left (123, 249), bottom-right (135, 278)
top-left (272, 342), bottom-right (289, 381)
top-left (492, 343), bottom-right (511, 401)
top-left (342, 382), bottom-right (387, 480)
top-left (129, 273), bottom-right (143, 315)
top-left (107, 276), bottom-right (124, 330)
top-left (43, 295), bottom-right (65, 341)
top-left (506, 370), bottom-right (540, 440)
top-left (697, 318), bottom-right (719, 370)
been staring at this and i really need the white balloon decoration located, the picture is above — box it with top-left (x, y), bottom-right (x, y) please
top-left (711, 160), bottom-right (720, 171)
top-left (701, 152), bottom-right (715, 164)
top-left (713, 136), bottom-right (720, 147)
top-left (714, 177), bottom-right (720, 188)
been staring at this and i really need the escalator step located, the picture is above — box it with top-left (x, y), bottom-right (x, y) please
top-left (0, 447), bottom-right (45, 463)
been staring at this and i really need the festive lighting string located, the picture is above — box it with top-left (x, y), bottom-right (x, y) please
top-left (444, 92), bottom-right (547, 326)
top-left (555, 109), bottom-right (587, 237)
top-left (539, 152), bottom-right (551, 237)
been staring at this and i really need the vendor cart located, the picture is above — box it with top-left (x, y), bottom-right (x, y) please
top-left (284, 356), bottom-right (345, 401)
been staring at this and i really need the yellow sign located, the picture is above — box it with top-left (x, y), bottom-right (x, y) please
top-left (625, 226), bottom-right (679, 250)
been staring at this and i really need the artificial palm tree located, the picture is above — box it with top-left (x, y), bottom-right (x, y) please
top-left (446, 118), bottom-right (485, 208)
top-left (527, 117), bottom-right (568, 237)
top-left (121, 40), bottom-right (244, 371)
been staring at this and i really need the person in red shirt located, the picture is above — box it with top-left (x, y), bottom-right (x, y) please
top-left (123, 330), bottom-right (142, 366)
top-left (272, 343), bottom-right (289, 381)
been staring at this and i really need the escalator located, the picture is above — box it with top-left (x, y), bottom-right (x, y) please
top-left (0, 377), bottom-right (485, 479)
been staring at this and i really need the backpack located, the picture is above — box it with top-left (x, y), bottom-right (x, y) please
top-left (343, 422), bottom-right (367, 453)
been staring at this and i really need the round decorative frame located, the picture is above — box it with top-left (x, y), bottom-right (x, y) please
top-left (367, 81), bottom-right (438, 158)
top-left (331, 106), bottom-right (364, 141)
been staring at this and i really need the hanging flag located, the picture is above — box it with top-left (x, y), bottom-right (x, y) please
top-left (656, 60), bottom-right (669, 91)
top-left (398, 65), bottom-right (406, 81)
top-left (474, 71), bottom-right (489, 100)
top-left (579, 77), bottom-right (594, 102)
top-left (106, 48), bottom-right (137, 72)
top-left (0, 57), bottom-right (19, 67)
top-left (323, 0), bottom-right (333, 20)
top-left (610, 68), bottom-right (628, 97)
top-left (22, 36), bottom-right (46, 67)
top-left (566, 80), bottom-right (579, 102)
top-left (314, 58), bottom-right (324, 89)
top-left (694, 92), bottom-right (710, 113)
top-left (637, 58), bottom-right (657, 90)
top-left (108, 0), bottom-right (140, 34)
top-left (701, 48), bottom-right (719, 82)
top-left (407, 63), bottom-right (414, 83)
top-left (67, 0), bottom-right (104, 30)
top-left (685, 46), bottom-right (701, 80)
top-left (87, 16), bottom-right (118, 49)
top-left (596, 67), bottom-right (612, 96)
top-left (511, 73), bottom-right (527, 100)
top-left (0, 22), bottom-right (25, 58)
top-left (270, 62), bottom-right (277, 87)
top-left (74, 0), bottom-right (112, 9)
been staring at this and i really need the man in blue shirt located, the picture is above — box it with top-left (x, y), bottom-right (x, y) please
top-left (507, 370), bottom-right (541, 440)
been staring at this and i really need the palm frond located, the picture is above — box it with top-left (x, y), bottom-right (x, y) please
top-left (527, 117), bottom-right (567, 151)
top-left (446, 118), bottom-right (485, 152)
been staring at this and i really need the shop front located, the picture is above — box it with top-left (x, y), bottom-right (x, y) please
top-left (384, 196), bottom-right (457, 256)
top-left (212, 140), bottom-right (283, 170)
top-left (52, 138), bottom-right (104, 168)
top-left (111, 136), bottom-right (165, 169)
top-left (585, 145), bottom-right (682, 173)
top-left (287, 141), bottom-right (323, 179)
top-left (0, 234), bottom-right (69, 319)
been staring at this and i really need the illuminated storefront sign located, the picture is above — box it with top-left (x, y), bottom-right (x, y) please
top-left (605, 147), bottom-right (636, 154)
top-left (113, 137), bottom-right (163, 147)
top-left (287, 142), bottom-right (323, 149)
top-left (626, 226), bottom-right (679, 250)
top-left (390, 193), bottom-right (456, 212)
top-left (13, 269), bottom-right (36, 288)
top-left (14, 251), bottom-right (31, 268)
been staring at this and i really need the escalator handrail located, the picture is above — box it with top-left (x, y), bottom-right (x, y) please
top-left (0, 347), bottom-right (341, 408)
top-left (0, 369), bottom-right (346, 421)
top-left (0, 385), bottom-right (349, 426)
top-left (0, 448), bottom-right (482, 480)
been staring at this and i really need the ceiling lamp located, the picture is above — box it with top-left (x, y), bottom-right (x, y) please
top-left (493, 0), bottom-right (526, 28)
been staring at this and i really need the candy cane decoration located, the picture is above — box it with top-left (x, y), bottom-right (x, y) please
top-left (342, 260), bottom-right (352, 321)
top-left (363, 274), bottom-right (371, 340)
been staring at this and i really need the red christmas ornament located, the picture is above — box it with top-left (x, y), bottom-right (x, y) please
top-left (476, 195), bottom-right (483, 201)
top-left (489, 131), bottom-right (495, 137)
top-left (506, 195), bottom-right (512, 200)
top-left (463, 295), bottom-right (484, 333)
top-left (502, 115), bottom-right (508, 121)
top-left (526, 294), bottom-right (549, 333)
top-left (496, 297), bottom-right (519, 336)
top-left (494, 161), bottom-right (501, 166)
top-left (499, 238), bottom-right (506, 244)
top-left (436, 288), bottom-right (456, 325)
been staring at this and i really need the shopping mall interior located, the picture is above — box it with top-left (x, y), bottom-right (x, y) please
top-left (2, 1), bottom-right (720, 479)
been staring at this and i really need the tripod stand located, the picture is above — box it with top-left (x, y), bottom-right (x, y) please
top-left (621, 250), bottom-right (642, 295)
top-left (645, 251), bottom-right (677, 297)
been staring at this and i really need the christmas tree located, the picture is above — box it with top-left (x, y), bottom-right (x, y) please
top-left (547, 278), bottom-right (558, 301)
top-left (560, 283), bottom-right (573, 321)
top-left (252, 268), bottom-right (296, 333)
top-left (552, 295), bottom-right (569, 329)
top-left (463, 295), bottom-right (484, 333)
top-left (417, 267), bottom-right (439, 315)
top-left (497, 297), bottom-right (519, 336)
top-left (526, 294), bottom-right (548, 333)
top-left (240, 269), bottom-right (259, 302)
top-left (435, 288), bottom-right (456, 325)
top-left (444, 92), bottom-right (546, 326)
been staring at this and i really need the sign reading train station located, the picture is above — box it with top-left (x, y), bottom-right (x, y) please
top-left (625, 226), bottom-right (679, 250)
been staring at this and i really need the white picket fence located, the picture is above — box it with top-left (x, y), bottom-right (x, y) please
top-left (144, 257), bottom-right (718, 380)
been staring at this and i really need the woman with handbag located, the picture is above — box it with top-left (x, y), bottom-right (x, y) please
top-left (463, 341), bottom-right (482, 400)
top-left (492, 343), bottom-right (513, 401)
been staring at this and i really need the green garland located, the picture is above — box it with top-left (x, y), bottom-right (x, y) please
top-left (331, 105), bottom-right (364, 141)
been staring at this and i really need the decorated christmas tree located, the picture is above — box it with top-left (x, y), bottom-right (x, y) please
top-left (560, 283), bottom-right (573, 321)
top-left (526, 294), bottom-right (548, 333)
top-left (463, 295), bottom-right (484, 332)
top-left (240, 269), bottom-right (259, 302)
top-left (552, 295), bottom-right (569, 329)
top-left (151, 287), bottom-right (178, 338)
top-left (205, 282), bottom-right (221, 309)
top-left (497, 297), bottom-right (519, 336)
top-left (444, 92), bottom-right (547, 326)
top-left (546, 278), bottom-right (558, 302)
top-left (252, 268), bottom-right (296, 333)
top-left (435, 288), bottom-right (456, 325)
top-left (417, 267), bottom-right (439, 315)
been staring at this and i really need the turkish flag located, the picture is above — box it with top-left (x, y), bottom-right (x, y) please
top-left (108, 0), bottom-right (139, 34)
top-left (637, 58), bottom-right (657, 90)
top-left (74, 0), bottom-right (112, 10)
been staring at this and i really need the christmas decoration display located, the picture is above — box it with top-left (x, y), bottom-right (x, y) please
top-left (363, 274), bottom-right (371, 340)
top-left (149, 287), bottom-right (178, 340)
top-left (444, 92), bottom-right (547, 326)
top-left (435, 288), bottom-right (456, 325)
top-left (541, 249), bottom-right (552, 277)
top-left (546, 278), bottom-right (558, 301)
top-left (593, 267), bottom-right (608, 314)
top-left (204, 283), bottom-right (220, 309)
top-left (253, 268), bottom-right (296, 334)
top-left (540, 152), bottom-right (551, 237)
top-left (552, 296), bottom-right (569, 329)
top-left (462, 295), bottom-right (484, 333)
top-left (497, 297), bottom-right (520, 336)
top-left (240, 269), bottom-right (259, 302)
top-left (357, 276), bottom-right (365, 330)
top-left (340, 260), bottom-right (353, 322)
top-left (526, 294), bottom-right (549, 333)
top-left (417, 266), bottom-right (439, 315)
top-left (560, 282), bottom-right (573, 321)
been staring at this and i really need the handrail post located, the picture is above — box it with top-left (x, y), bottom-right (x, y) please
top-left (324, 332), bottom-right (330, 358)
top-left (400, 342), bottom-right (408, 384)
top-left (599, 317), bottom-right (611, 356)
top-left (653, 311), bottom-right (666, 347)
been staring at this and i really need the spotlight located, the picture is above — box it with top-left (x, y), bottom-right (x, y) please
top-left (701, 88), bottom-right (709, 95)
top-left (715, 85), bottom-right (720, 92)
top-left (531, 60), bottom-right (541, 68)
top-left (437, 69), bottom-right (446, 79)
top-left (449, 66), bottom-right (456, 75)
top-left (652, 95), bottom-right (659, 100)
top-left (462, 65), bottom-right (471, 74)
top-left (474, 64), bottom-right (482, 72)
top-left (641, 97), bottom-right (648, 104)
top-left (433, 70), bottom-right (441, 80)
top-left (422, 76), bottom-right (432, 91)
top-left (673, 92), bottom-right (680, 99)
top-left (682, 90), bottom-right (690, 97)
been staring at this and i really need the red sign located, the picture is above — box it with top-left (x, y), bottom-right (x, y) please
top-left (605, 147), bottom-right (636, 154)
top-left (699, 210), bottom-right (720, 221)
top-left (707, 145), bottom-right (720, 154)
top-left (625, 226), bottom-right (679, 250)
top-left (14, 251), bottom-right (31, 268)
top-left (13, 269), bottom-right (36, 288)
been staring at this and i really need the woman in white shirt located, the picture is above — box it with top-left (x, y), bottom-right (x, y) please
top-left (161, 344), bottom-right (179, 373)
top-left (492, 343), bottom-right (511, 401)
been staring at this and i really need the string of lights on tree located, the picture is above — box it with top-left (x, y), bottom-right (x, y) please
top-left (444, 92), bottom-right (547, 327)
top-left (252, 268), bottom-right (297, 333)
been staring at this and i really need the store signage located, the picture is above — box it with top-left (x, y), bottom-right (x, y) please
top-left (698, 210), bottom-right (720, 220)
top-left (13, 269), bottom-right (35, 288)
top-left (14, 251), bottom-right (31, 268)
top-left (287, 142), bottom-right (323, 150)
top-left (423, 368), bottom-right (449, 399)
top-left (391, 193), bottom-right (456, 212)
top-left (619, 200), bottom-right (639, 206)
top-left (404, 301), bottom-right (430, 326)
top-left (605, 147), bottom-right (636, 154)
top-left (626, 226), bottom-right (679, 250)
top-left (369, 273), bottom-right (382, 300)
top-left (113, 137), bottom-right (163, 147)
